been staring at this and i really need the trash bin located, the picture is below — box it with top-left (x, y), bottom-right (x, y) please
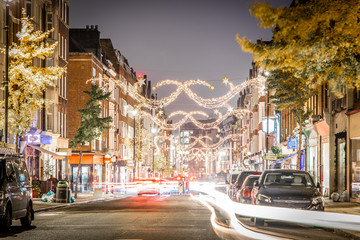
top-left (56, 181), bottom-right (69, 203)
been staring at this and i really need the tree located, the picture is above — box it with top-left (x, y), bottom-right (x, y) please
top-left (2, 9), bottom-right (65, 144)
top-left (237, 0), bottom-right (360, 96)
top-left (266, 70), bottom-right (315, 168)
top-left (70, 84), bottom-right (112, 198)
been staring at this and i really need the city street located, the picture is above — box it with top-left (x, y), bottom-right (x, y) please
top-left (0, 193), bottom-right (357, 240)
top-left (0, 195), bottom-right (220, 240)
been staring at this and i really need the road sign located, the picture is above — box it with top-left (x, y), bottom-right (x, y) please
top-left (262, 118), bottom-right (276, 134)
top-left (263, 153), bottom-right (277, 161)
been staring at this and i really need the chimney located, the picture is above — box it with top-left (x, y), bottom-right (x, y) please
top-left (91, 25), bottom-right (94, 30)
top-left (95, 25), bottom-right (98, 30)
top-left (86, 25), bottom-right (89, 30)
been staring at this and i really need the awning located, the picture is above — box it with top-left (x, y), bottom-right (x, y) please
top-left (28, 145), bottom-right (65, 160)
top-left (271, 152), bottom-right (298, 166)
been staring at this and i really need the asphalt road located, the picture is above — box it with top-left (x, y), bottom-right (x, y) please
top-left (0, 195), bottom-right (220, 240)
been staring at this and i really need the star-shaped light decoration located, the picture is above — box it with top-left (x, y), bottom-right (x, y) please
top-left (210, 85), bottom-right (215, 91)
top-left (221, 76), bottom-right (230, 86)
top-left (214, 109), bottom-right (221, 116)
top-left (228, 106), bottom-right (233, 112)
top-left (152, 86), bottom-right (157, 91)
top-left (137, 77), bottom-right (146, 87)
top-left (158, 109), bottom-right (164, 116)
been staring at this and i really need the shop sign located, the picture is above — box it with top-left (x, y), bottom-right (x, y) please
top-left (40, 135), bottom-right (52, 145)
top-left (27, 134), bottom-right (41, 144)
top-left (264, 153), bottom-right (277, 160)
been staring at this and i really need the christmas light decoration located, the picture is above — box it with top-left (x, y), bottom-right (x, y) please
top-left (221, 76), bottom-right (230, 86)
top-left (138, 108), bottom-right (249, 131)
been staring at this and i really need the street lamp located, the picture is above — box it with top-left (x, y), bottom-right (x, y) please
top-left (3, 0), bottom-right (14, 144)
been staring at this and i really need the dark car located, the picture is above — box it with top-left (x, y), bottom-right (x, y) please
top-left (226, 171), bottom-right (240, 198)
top-left (251, 169), bottom-right (324, 225)
top-left (236, 175), bottom-right (260, 203)
top-left (229, 171), bottom-right (262, 200)
top-left (0, 154), bottom-right (34, 231)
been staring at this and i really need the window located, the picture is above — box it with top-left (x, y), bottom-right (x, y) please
top-left (64, 38), bottom-right (67, 60)
top-left (47, 12), bottom-right (53, 38)
top-left (121, 77), bottom-right (126, 94)
top-left (64, 113), bottom-right (67, 138)
top-left (26, 0), bottom-right (31, 17)
top-left (58, 33), bottom-right (61, 56)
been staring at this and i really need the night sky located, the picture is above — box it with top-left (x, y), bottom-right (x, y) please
top-left (70, 0), bottom-right (290, 116)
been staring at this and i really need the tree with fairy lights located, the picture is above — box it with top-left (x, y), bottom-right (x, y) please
top-left (2, 9), bottom-right (65, 147)
top-left (237, 0), bottom-right (360, 96)
top-left (70, 84), bottom-right (112, 198)
top-left (235, 0), bottom-right (360, 169)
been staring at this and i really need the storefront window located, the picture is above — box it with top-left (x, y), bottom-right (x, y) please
top-left (351, 139), bottom-right (360, 200)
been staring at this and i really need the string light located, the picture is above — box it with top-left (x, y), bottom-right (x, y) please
top-left (138, 108), bottom-right (250, 131)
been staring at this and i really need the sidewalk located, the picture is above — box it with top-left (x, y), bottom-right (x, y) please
top-left (33, 191), bottom-right (128, 212)
top-left (324, 199), bottom-right (360, 239)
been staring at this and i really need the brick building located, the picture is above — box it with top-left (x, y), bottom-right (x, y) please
top-left (0, 0), bottom-right (70, 183)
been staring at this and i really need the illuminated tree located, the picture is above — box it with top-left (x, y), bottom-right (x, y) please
top-left (2, 9), bottom-right (65, 142)
top-left (70, 84), bottom-right (112, 198)
top-left (266, 70), bottom-right (315, 168)
top-left (237, 0), bottom-right (360, 96)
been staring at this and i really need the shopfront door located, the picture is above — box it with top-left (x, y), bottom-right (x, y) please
top-left (72, 166), bottom-right (90, 192)
top-left (338, 141), bottom-right (346, 193)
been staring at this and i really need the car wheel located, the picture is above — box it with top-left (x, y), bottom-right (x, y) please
top-left (20, 204), bottom-right (33, 227)
top-left (0, 205), bottom-right (12, 232)
top-left (254, 217), bottom-right (264, 226)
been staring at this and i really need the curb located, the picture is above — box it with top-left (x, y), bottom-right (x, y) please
top-left (34, 195), bottom-right (127, 213)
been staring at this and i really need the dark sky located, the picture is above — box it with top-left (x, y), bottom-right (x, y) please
top-left (69, 0), bottom-right (290, 116)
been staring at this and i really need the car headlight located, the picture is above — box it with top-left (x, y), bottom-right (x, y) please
top-left (258, 194), bottom-right (271, 203)
top-left (311, 196), bottom-right (324, 205)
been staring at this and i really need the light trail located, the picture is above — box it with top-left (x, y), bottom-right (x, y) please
top-left (190, 183), bottom-right (360, 239)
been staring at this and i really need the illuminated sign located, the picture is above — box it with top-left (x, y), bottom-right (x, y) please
top-left (27, 134), bottom-right (41, 144)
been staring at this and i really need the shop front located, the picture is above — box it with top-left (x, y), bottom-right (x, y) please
top-left (307, 129), bottom-right (319, 184)
top-left (348, 110), bottom-right (360, 202)
top-left (314, 120), bottom-right (330, 197)
top-left (69, 155), bottom-right (104, 193)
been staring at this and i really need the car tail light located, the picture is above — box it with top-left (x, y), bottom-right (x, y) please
top-left (243, 188), bottom-right (250, 198)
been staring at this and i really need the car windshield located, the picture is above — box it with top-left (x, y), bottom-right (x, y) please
top-left (263, 172), bottom-right (314, 187)
top-left (237, 172), bottom-right (261, 186)
top-left (243, 176), bottom-right (259, 187)
top-left (231, 174), bottom-right (239, 184)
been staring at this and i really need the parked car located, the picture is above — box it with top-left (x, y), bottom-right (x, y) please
top-left (226, 170), bottom-right (240, 198)
top-left (251, 169), bottom-right (324, 225)
top-left (0, 154), bottom-right (34, 231)
top-left (229, 171), bottom-right (262, 200)
top-left (236, 175), bottom-right (260, 203)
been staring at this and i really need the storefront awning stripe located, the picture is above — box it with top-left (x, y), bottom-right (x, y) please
top-left (271, 152), bottom-right (298, 166)
top-left (28, 145), bottom-right (64, 159)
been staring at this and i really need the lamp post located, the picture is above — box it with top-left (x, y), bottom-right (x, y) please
top-left (264, 71), bottom-right (270, 170)
top-left (151, 127), bottom-right (157, 177)
top-left (3, 0), bottom-right (13, 144)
